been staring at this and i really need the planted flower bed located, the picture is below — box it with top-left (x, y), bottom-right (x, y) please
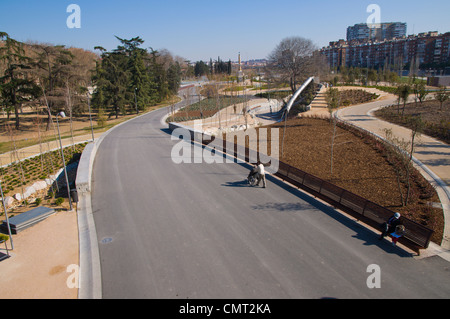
top-left (167, 97), bottom-right (248, 123)
top-left (0, 143), bottom-right (87, 208)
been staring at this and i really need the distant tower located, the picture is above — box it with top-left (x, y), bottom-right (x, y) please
top-left (237, 52), bottom-right (244, 82)
top-left (238, 52), bottom-right (242, 72)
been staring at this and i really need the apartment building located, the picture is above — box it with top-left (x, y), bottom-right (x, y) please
top-left (321, 31), bottom-right (450, 70)
top-left (347, 22), bottom-right (407, 42)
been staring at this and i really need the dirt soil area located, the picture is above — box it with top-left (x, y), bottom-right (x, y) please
top-left (374, 100), bottom-right (450, 144)
top-left (266, 117), bottom-right (444, 244)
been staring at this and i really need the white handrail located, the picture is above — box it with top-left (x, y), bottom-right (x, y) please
top-left (285, 77), bottom-right (315, 114)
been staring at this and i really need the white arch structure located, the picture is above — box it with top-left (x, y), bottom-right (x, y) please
top-left (280, 76), bottom-right (315, 155)
top-left (285, 76), bottom-right (315, 115)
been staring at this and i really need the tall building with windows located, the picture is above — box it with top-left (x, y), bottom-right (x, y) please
top-left (347, 22), bottom-right (407, 42)
top-left (321, 31), bottom-right (450, 70)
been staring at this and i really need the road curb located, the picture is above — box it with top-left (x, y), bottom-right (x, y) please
top-left (75, 102), bottom-right (186, 299)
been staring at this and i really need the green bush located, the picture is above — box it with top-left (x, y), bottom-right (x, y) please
top-left (0, 234), bottom-right (9, 242)
top-left (55, 197), bottom-right (64, 206)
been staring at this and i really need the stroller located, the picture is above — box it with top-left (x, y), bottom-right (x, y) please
top-left (247, 166), bottom-right (259, 186)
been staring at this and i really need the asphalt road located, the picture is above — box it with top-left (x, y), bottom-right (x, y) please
top-left (91, 100), bottom-right (450, 299)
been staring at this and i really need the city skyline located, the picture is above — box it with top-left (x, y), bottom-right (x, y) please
top-left (1, 0), bottom-right (450, 62)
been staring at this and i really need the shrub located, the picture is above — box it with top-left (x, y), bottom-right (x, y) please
top-left (55, 197), bottom-right (64, 206)
top-left (0, 234), bottom-right (9, 242)
top-left (97, 108), bottom-right (107, 128)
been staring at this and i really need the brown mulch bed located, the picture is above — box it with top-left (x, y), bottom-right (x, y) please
top-left (263, 117), bottom-right (444, 244)
top-left (374, 100), bottom-right (450, 144)
top-left (339, 89), bottom-right (379, 106)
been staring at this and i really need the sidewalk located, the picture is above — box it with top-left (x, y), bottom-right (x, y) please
top-left (334, 94), bottom-right (450, 249)
top-left (335, 95), bottom-right (450, 187)
top-left (0, 133), bottom-right (103, 299)
top-left (0, 209), bottom-right (79, 299)
top-left (1, 133), bottom-right (102, 167)
top-left (179, 98), bottom-right (284, 136)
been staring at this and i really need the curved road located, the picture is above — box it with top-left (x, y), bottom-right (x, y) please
top-left (91, 100), bottom-right (450, 299)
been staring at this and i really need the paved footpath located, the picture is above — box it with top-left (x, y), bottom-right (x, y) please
top-left (335, 94), bottom-right (450, 249)
top-left (0, 133), bottom-right (102, 167)
top-left (0, 133), bottom-right (102, 299)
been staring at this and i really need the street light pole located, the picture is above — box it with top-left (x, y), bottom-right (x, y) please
top-left (87, 90), bottom-right (95, 142)
top-left (134, 88), bottom-right (139, 114)
top-left (56, 112), bottom-right (73, 211)
top-left (0, 180), bottom-right (14, 250)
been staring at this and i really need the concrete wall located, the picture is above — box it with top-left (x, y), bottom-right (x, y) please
top-left (427, 76), bottom-right (450, 87)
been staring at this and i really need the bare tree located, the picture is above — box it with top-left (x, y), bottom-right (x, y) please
top-left (267, 36), bottom-right (318, 94)
top-left (413, 82), bottom-right (428, 106)
top-left (383, 116), bottom-right (423, 206)
top-left (325, 88), bottom-right (351, 177)
top-left (398, 84), bottom-right (411, 116)
top-left (436, 86), bottom-right (449, 111)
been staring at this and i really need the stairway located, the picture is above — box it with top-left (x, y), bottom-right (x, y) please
top-left (309, 85), bottom-right (328, 109)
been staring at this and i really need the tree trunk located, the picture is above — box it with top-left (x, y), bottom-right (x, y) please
top-left (46, 111), bottom-right (52, 131)
top-left (330, 118), bottom-right (337, 176)
top-left (405, 131), bottom-right (417, 205)
top-left (14, 105), bottom-right (20, 130)
top-left (396, 170), bottom-right (405, 207)
top-left (12, 87), bottom-right (20, 130)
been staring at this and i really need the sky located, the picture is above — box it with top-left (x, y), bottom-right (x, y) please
top-left (1, 0), bottom-right (450, 62)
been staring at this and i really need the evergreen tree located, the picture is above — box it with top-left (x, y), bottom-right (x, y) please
top-left (167, 62), bottom-right (181, 95)
top-left (92, 36), bottom-right (182, 117)
top-left (115, 36), bottom-right (155, 112)
top-left (33, 43), bottom-right (75, 130)
top-left (149, 49), bottom-right (169, 103)
top-left (194, 61), bottom-right (209, 77)
top-left (93, 46), bottom-right (130, 118)
top-left (0, 32), bottom-right (41, 129)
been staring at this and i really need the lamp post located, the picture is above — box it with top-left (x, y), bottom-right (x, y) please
top-left (87, 87), bottom-right (95, 142)
top-left (134, 88), bottom-right (139, 114)
top-left (55, 111), bottom-right (73, 211)
top-left (0, 180), bottom-right (13, 250)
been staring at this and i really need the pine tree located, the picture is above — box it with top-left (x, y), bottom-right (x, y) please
top-left (167, 62), bottom-right (181, 95)
top-left (115, 36), bottom-right (154, 113)
top-left (92, 36), bottom-right (180, 116)
top-left (93, 46), bottom-right (130, 118)
top-left (0, 32), bottom-right (41, 129)
top-left (194, 61), bottom-right (209, 77)
top-left (33, 43), bottom-right (75, 130)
